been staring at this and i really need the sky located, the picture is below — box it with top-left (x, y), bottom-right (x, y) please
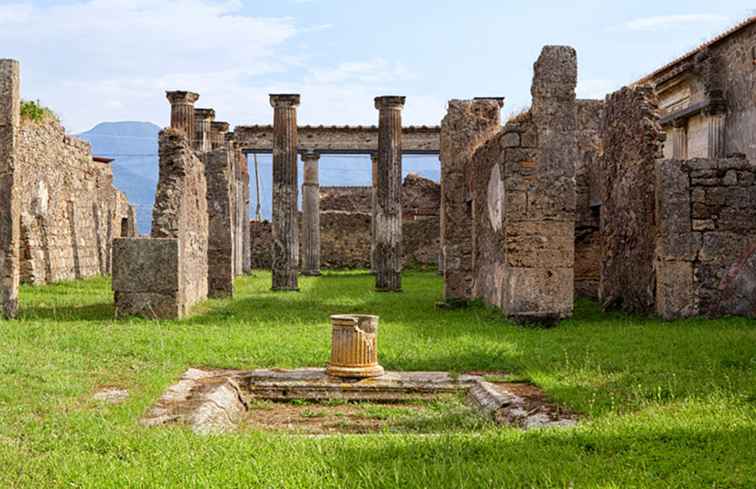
top-left (2, 0), bottom-right (755, 133)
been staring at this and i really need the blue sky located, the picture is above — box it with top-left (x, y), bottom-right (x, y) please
top-left (2, 0), bottom-right (754, 132)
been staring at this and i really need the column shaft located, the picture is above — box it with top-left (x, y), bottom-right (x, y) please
top-left (194, 108), bottom-right (215, 152)
top-left (0, 59), bottom-right (20, 319)
top-left (374, 96), bottom-right (405, 291)
top-left (707, 112), bottom-right (726, 159)
top-left (166, 91), bottom-right (199, 142)
top-left (302, 153), bottom-right (321, 276)
top-left (671, 123), bottom-right (687, 160)
top-left (270, 94), bottom-right (300, 291)
top-left (370, 153), bottom-right (378, 274)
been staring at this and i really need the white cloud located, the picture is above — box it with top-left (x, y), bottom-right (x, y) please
top-left (622, 14), bottom-right (729, 32)
top-left (576, 78), bottom-right (620, 100)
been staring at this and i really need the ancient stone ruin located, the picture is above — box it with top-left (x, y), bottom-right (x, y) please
top-left (112, 91), bottom-right (250, 319)
top-left (0, 60), bottom-right (137, 319)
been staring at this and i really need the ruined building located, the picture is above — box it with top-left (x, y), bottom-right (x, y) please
top-left (112, 91), bottom-right (250, 319)
top-left (1, 59), bottom-right (136, 318)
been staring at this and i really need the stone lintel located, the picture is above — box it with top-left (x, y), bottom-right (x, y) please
top-left (166, 91), bottom-right (199, 105)
top-left (375, 96), bottom-right (406, 110)
top-left (270, 94), bottom-right (301, 108)
top-left (211, 121), bottom-right (230, 132)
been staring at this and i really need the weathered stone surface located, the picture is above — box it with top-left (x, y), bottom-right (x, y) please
top-left (374, 96), bottom-right (405, 291)
top-left (471, 46), bottom-right (577, 322)
top-left (440, 99), bottom-right (502, 303)
top-left (270, 94), bottom-right (300, 291)
top-left (113, 129), bottom-right (208, 319)
top-left (205, 146), bottom-right (235, 298)
top-left (301, 152), bottom-right (321, 276)
top-left (249, 220), bottom-right (272, 269)
top-left (0, 59), bottom-right (20, 319)
top-left (327, 314), bottom-right (384, 378)
top-left (193, 108), bottom-right (214, 153)
top-left (599, 85), bottom-right (665, 314)
top-left (655, 157), bottom-right (756, 318)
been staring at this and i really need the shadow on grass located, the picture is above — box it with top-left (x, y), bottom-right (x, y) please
top-left (18, 302), bottom-right (115, 322)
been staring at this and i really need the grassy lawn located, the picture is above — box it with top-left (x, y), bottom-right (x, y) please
top-left (0, 271), bottom-right (754, 488)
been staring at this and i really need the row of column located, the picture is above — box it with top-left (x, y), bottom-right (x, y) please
top-left (269, 94), bottom-right (406, 292)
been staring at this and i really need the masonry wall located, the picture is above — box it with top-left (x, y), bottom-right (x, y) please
top-left (574, 100), bottom-right (604, 298)
top-left (205, 146), bottom-right (234, 297)
top-left (440, 100), bottom-right (502, 303)
top-left (114, 129), bottom-right (208, 319)
top-left (470, 46), bottom-right (577, 322)
top-left (16, 119), bottom-right (136, 285)
top-left (656, 157), bottom-right (756, 318)
top-left (598, 86), bottom-right (666, 314)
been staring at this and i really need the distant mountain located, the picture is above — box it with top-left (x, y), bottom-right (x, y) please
top-left (77, 121), bottom-right (441, 234)
top-left (77, 121), bottom-right (160, 235)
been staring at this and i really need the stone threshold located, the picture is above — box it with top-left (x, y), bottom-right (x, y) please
top-left (141, 368), bottom-right (577, 435)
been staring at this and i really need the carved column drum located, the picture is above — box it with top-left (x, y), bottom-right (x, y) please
top-left (327, 314), bottom-right (384, 378)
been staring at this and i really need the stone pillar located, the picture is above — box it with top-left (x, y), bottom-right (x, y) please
top-left (301, 151), bottom-right (321, 276)
top-left (370, 152), bottom-right (378, 274)
top-left (241, 150), bottom-right (252, 275)
top-left (166, 91), bottom-right (199, 142)
top-left (671, 121), bottom-right (688, 160)
top-left (374, 96), bottom-right (405, 292)
top-left (211, 122), bottom-right (229, 150)
top-left (706, 110), bottom-right (726, 159)
top-left (194, 108), bottom-right (215, 152)
top-left (0, 59), bottom-right (20, 319)
top-left (270, 94), bottom-right (300, 291)
top-left (205, 146), bottom-right (235, 298)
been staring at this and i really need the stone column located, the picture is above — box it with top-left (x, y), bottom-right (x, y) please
top-left (671, 121), bottom-right (688, 160)
top-left (705, 109), bottom-right (726, 159)
top-left (166, 91), bottom-right (200, 142)
top-left (0, 59), bottom-right (20, 319)
top-left (194, 108), bottom-right (215, 152)
top-left (270, 94), bottom-right (300, 291)
top-left (211, 122), bottom-right (230, 150)
top-left (374, 96), bottom-right (405, 292)
top-left (301, 151), bottom-right (321, 276)
top-left (370, 152), bottom-right (378, 274)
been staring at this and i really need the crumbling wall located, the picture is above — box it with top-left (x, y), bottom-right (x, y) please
top-left (656, 157), bottom-right (756, 318)
top-left (114, 129), bottom-right (208, 318)
top-left (320, 186), bottom-right (372, 213)
top-left (575, 100), bottom-right (604, 297)
top-left (599, 86), bottom-right (666, 314)
top-left (250, 220), bottom-right (272, 269)
top-left (16, 120), bottom-right (136, 284)
top-left (440, 100), bottom-right (501, 303)
top-left (205, 146), bottom-right (234, 298)
top-left (470, 46), bottom-right (577, 322)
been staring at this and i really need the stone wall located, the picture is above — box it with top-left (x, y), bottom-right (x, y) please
top-left (320, 186), bottom-right (372, 213)
top-left (598, 86), bottom-right (666, 314)
top-left (250, 220), bottom-right (272, 269)
top-left (656, 157), bottom-right (756, 319)
top-left (113, 129), bottom-right (208, 319)
top-left (574, 100), bottom-right (604, 297)
top-left (16, 119), bottom-right (136, 285)
top-left (440, 99), bottom-right (502, 303)
top-left (470, 46), bottom-right (577, 322)
top-left (205, 146), bottom-right (234, 297)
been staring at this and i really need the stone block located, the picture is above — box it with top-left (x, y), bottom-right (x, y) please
top-left (501, 267), bottom-right (574, 322)
top-left (112, 238), bottom-right (179, 293)
top-left (656, 259), bottom-right (696, 320)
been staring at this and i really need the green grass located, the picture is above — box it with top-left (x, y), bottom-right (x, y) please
top-left (20, 100), bottom-right (58, 123)
top-left (0, 271), bottom-right (754, 488)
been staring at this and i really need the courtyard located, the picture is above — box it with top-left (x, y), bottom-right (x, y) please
top-left (0, 271), bottom-right (753, 488)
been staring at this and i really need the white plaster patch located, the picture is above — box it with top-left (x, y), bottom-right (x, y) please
top-left (32, 180), bottom-right (48, 217)
top-left (487, 164), bottom-right (504, 232)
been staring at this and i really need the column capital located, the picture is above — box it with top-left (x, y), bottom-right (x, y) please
top-left (211, 121), bottom-right (230, 133)
top-left (166, 91), bottom-right (199, 105)
top-left (270, 94), bottom-right (301, 108)
top-left (194, 108), bottom-right (216, 122)
top-left (301, 150), bottom-right (320, 162)
top-left (375, 96), bottom-right (406, 110)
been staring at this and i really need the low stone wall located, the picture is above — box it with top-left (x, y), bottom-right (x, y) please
top-left (16, 119), bottom-right (136, 285)
top-left (656, 157), bottom-right (756, 318)
top-left (249, 213), bottom-right (440, 270)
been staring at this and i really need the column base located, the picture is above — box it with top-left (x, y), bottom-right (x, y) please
top-left (271, 287), bottom-right (300, 292)
top-left (302, 271), bottom-right (321, 277)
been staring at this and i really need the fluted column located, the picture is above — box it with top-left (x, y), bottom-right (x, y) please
top-left (194, 108), bottom-right (215, 152)
top-left (671, 121), bottom-right (688, 160)
top-left (0, 59), bottom-right (20, 319)
top-left (370, 153), bottom-right (378, 274)
top-left (706, 109), bottom-right (727, 159)
top-left (270, 94), bottom-right (300, 291)
top-left (166, 91), bottom-right (199, 141)
top-left (302, 151), bottom-right (321, 276)
top-left (211, 122), bottom-right (230, 150)
top-left (374, 96), bottom-right (405, 292)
